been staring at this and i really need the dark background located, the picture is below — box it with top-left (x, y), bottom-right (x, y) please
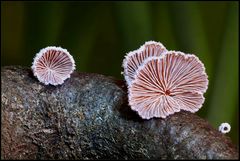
top-left (1, 1), bottom-right (239, 145)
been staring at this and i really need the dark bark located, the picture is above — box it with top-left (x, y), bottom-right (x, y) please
top-left (1, 66), bottom-right (238, 159)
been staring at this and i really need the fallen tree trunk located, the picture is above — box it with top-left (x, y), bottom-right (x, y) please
top-left (1, 66), bottom-right (238, 159)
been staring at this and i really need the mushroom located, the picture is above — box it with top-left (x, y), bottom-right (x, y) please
top-left (126, 50), bottom-right (208, 119)
top-left (219, 123), bottom-right (231, 134)
top-left (122, 41), bottom-right (167, 86)
top-left (31, 46), bottom-right (75, 85)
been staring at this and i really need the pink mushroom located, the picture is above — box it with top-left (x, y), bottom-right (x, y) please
top-left (122, 41), bottom-right (167, 86)
top-left (127, 51), bottom-right (208, 119)
top-left (31, 46), bottom-right (75, 85)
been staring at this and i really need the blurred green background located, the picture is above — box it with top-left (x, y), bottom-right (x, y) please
top-left (1, 1), bottom-right (239, 145)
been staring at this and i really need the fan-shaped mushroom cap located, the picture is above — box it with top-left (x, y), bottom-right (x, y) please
top-left (122, 41), bottom-right (167, 86)
top-left (128, 51), bottom-right (208, 119)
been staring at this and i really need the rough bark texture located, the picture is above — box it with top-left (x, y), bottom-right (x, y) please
top-left (1, 66), bottom-right (239, 160)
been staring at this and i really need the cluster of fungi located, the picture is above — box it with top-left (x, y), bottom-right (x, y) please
top-left (31, 42), bottom-right (209, 120)
top-left (122, 41), bottom-right (209, 119)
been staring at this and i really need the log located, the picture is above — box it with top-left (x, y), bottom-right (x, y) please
top-left (1, 66), bottom-right (238, 159)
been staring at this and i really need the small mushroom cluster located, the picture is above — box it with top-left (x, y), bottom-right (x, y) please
top-left (122, 41), bottom-right (209, 119)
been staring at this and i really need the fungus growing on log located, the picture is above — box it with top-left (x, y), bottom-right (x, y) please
top-left (123, 41), bottom-right (209, 119)
top-left (1, 66), bottom-right (238, 160)
top-left (122, 41), bottom-right (167, 86)
top-left (219, 123), bottom-right (231, 134)
top-left (31, 46), bottom-right (75, 85)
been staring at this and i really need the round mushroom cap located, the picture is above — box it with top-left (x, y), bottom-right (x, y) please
top-left (31, 46), bottom-right (76, 85)
top-left (128, 51), bottom-right (208, 119)
top-left (219, 123), bottom-right (231, 134)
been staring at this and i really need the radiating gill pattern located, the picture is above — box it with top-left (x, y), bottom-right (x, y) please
top-left (32, 46), bottom-right (75, 85)
top-left (128, 51), bottom-right (208, 119)
top-left (123, 41), bottom-right (167, 86)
